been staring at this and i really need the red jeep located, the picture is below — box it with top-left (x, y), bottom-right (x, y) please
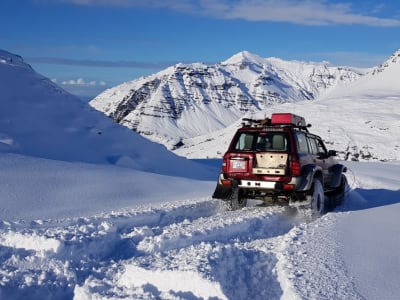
top-left (213, 113), bottom-right (347, 213)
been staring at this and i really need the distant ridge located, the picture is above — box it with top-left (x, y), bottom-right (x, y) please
top-left (323, 49), bottom-right (400, 99)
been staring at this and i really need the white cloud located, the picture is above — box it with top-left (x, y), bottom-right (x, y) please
top-left (51, 0), bottom-right (400, 27)
top-left (206, 0), bottom-right (400, 26)
top-left (60, 78), bottom-right (107, 86)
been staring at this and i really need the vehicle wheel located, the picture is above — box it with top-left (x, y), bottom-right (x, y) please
top-left (226, 187), bottom-right (247, 210)
top-left (333, 175), bottom-right (347, 206)
top-left (310, 178), bottom-right (325, 215)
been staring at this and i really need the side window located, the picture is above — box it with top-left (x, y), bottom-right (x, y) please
top-left (295, 132), bottom-right (309, 153)
top-left (316, 139), bottom-right (327, 156)
top-left (307, 137), bottom-right (318, 154)
top-left (234, 133), bottom-right (255, 151)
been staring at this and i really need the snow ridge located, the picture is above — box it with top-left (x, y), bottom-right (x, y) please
top-left (371, 49), bottom-right (400, 75)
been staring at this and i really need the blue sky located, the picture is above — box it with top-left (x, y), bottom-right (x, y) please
top-left (1, 0), bottom-right (400, 100)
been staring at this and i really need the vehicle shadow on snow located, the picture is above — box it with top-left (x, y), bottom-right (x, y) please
top-left (338, 188), bottom-right (400, 212)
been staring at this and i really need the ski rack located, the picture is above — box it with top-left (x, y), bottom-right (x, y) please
top-left (242, 118), bottom-right (272, 127)
top-left (241, 117), bottom-right (311, 132)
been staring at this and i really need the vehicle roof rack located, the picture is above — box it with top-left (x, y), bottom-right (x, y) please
top-left (242, 118), bottom-right (272, 127)
top-left (242, 113), bottom-right (311, 132)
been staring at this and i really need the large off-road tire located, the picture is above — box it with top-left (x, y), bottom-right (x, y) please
top-left (310, 178), bottom-right (326, 215)
top-left (226, 187), bottom-right (247, 211)
top-left (331, 175), bottom-right (347, 206)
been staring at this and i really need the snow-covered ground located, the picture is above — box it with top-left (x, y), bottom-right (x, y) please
top-left (1, 154), bottom-right (399, 299)
top-left (174, 94), bottom-right (400, 162)
top-left (1, 48), bottom-right (400, 299)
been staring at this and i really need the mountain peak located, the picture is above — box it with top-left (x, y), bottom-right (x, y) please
top-left (371, 49), bottom-right (400, 75)
top-left (222, 50), bottom-right (265, 65)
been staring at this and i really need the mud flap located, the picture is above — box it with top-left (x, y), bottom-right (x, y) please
top-left (212, 179), bottom-right (239, 200)
top-left (212, 183), bottom-right (233, 199)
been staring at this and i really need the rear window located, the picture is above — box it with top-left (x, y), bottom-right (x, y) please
top-left (232, 131), bottom-right (289, 152)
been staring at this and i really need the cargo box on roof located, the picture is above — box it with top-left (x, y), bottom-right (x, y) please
top-left (271, 113), bottom-right (306, 127)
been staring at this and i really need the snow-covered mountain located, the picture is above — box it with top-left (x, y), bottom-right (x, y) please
top-left (325, 49), bottom-right (400, 98)
top-left (90, 51), bottom-right (362, 148)
top-left (0, 49), bottom-right (214, 179)
top-left (173, 50), bottom-right (400, 162)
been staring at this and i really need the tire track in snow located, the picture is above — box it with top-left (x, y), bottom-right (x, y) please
top-left (135, 205), bottom-right (294, 254)
top-left (0, 197), bottom-right (310, 300)
top-left (76, 203), bottom-right (306, 299)
top-left (0, 198), bottom-right (222, 298)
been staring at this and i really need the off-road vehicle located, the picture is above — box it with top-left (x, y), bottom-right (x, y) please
top-left (212, 113), bottom-right (347, 213)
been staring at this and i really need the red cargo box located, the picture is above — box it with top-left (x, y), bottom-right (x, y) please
top-left (271, 113), bottom-right (306, 126)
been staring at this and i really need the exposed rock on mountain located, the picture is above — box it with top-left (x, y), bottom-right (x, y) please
top-left (90, 51), bottom-right (362, 149)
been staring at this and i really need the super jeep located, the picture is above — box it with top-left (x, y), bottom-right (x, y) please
top-left (212, 113), bottom-right (347, 213)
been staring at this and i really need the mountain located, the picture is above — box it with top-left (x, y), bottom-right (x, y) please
top-left (90, 51), bottom-right (362, 149)
top-left (175, 50), bottom-right (400, 162)
top-left (324, 49), bottom-right (400, 98)
top-left (0, 49), bottom-right (214, 179)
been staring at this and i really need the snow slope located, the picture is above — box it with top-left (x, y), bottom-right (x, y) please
top-left (325, 49), bottom-right (400, 98)
top-left (175, 94), bottom-right (400, 162)
top-left (0, 49), bottom-right (214, 180)
top-left (1, 49), bottom-right (400, 299)
top-left (0, 153), bottom-right (215, 221)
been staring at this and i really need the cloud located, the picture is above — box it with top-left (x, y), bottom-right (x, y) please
top-left (45, 0), bottom-right (400, 27)
top-left (54, 78), bottom-right (107, 86)
top-left (27, 57), bottom-right (175, 69)
top-left (218, 0), bottom-right (400, 26)
top-left (50, 77), bottom-right (109, 99)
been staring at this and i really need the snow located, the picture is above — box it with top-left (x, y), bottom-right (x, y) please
top-left (0, 153), bottom-right (215, 221)
top-left (90, 51), bottom-right (362, 150)
top-left (1, 48), bottom-right (400, 299)
top-left (339, 204), bottom-right (400, 300)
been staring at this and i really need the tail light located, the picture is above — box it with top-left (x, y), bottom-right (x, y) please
top-left (221, 157), bottom-right (228, 173)
top-left (290, 155), bottom-right (300, 176)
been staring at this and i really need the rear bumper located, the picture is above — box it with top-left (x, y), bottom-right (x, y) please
top-left (238, 176), bottom-right (302, 191)
top-left (217, 172), bottom-right (309, 194)
top-left (239, 180), bottom-right (276, 189)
